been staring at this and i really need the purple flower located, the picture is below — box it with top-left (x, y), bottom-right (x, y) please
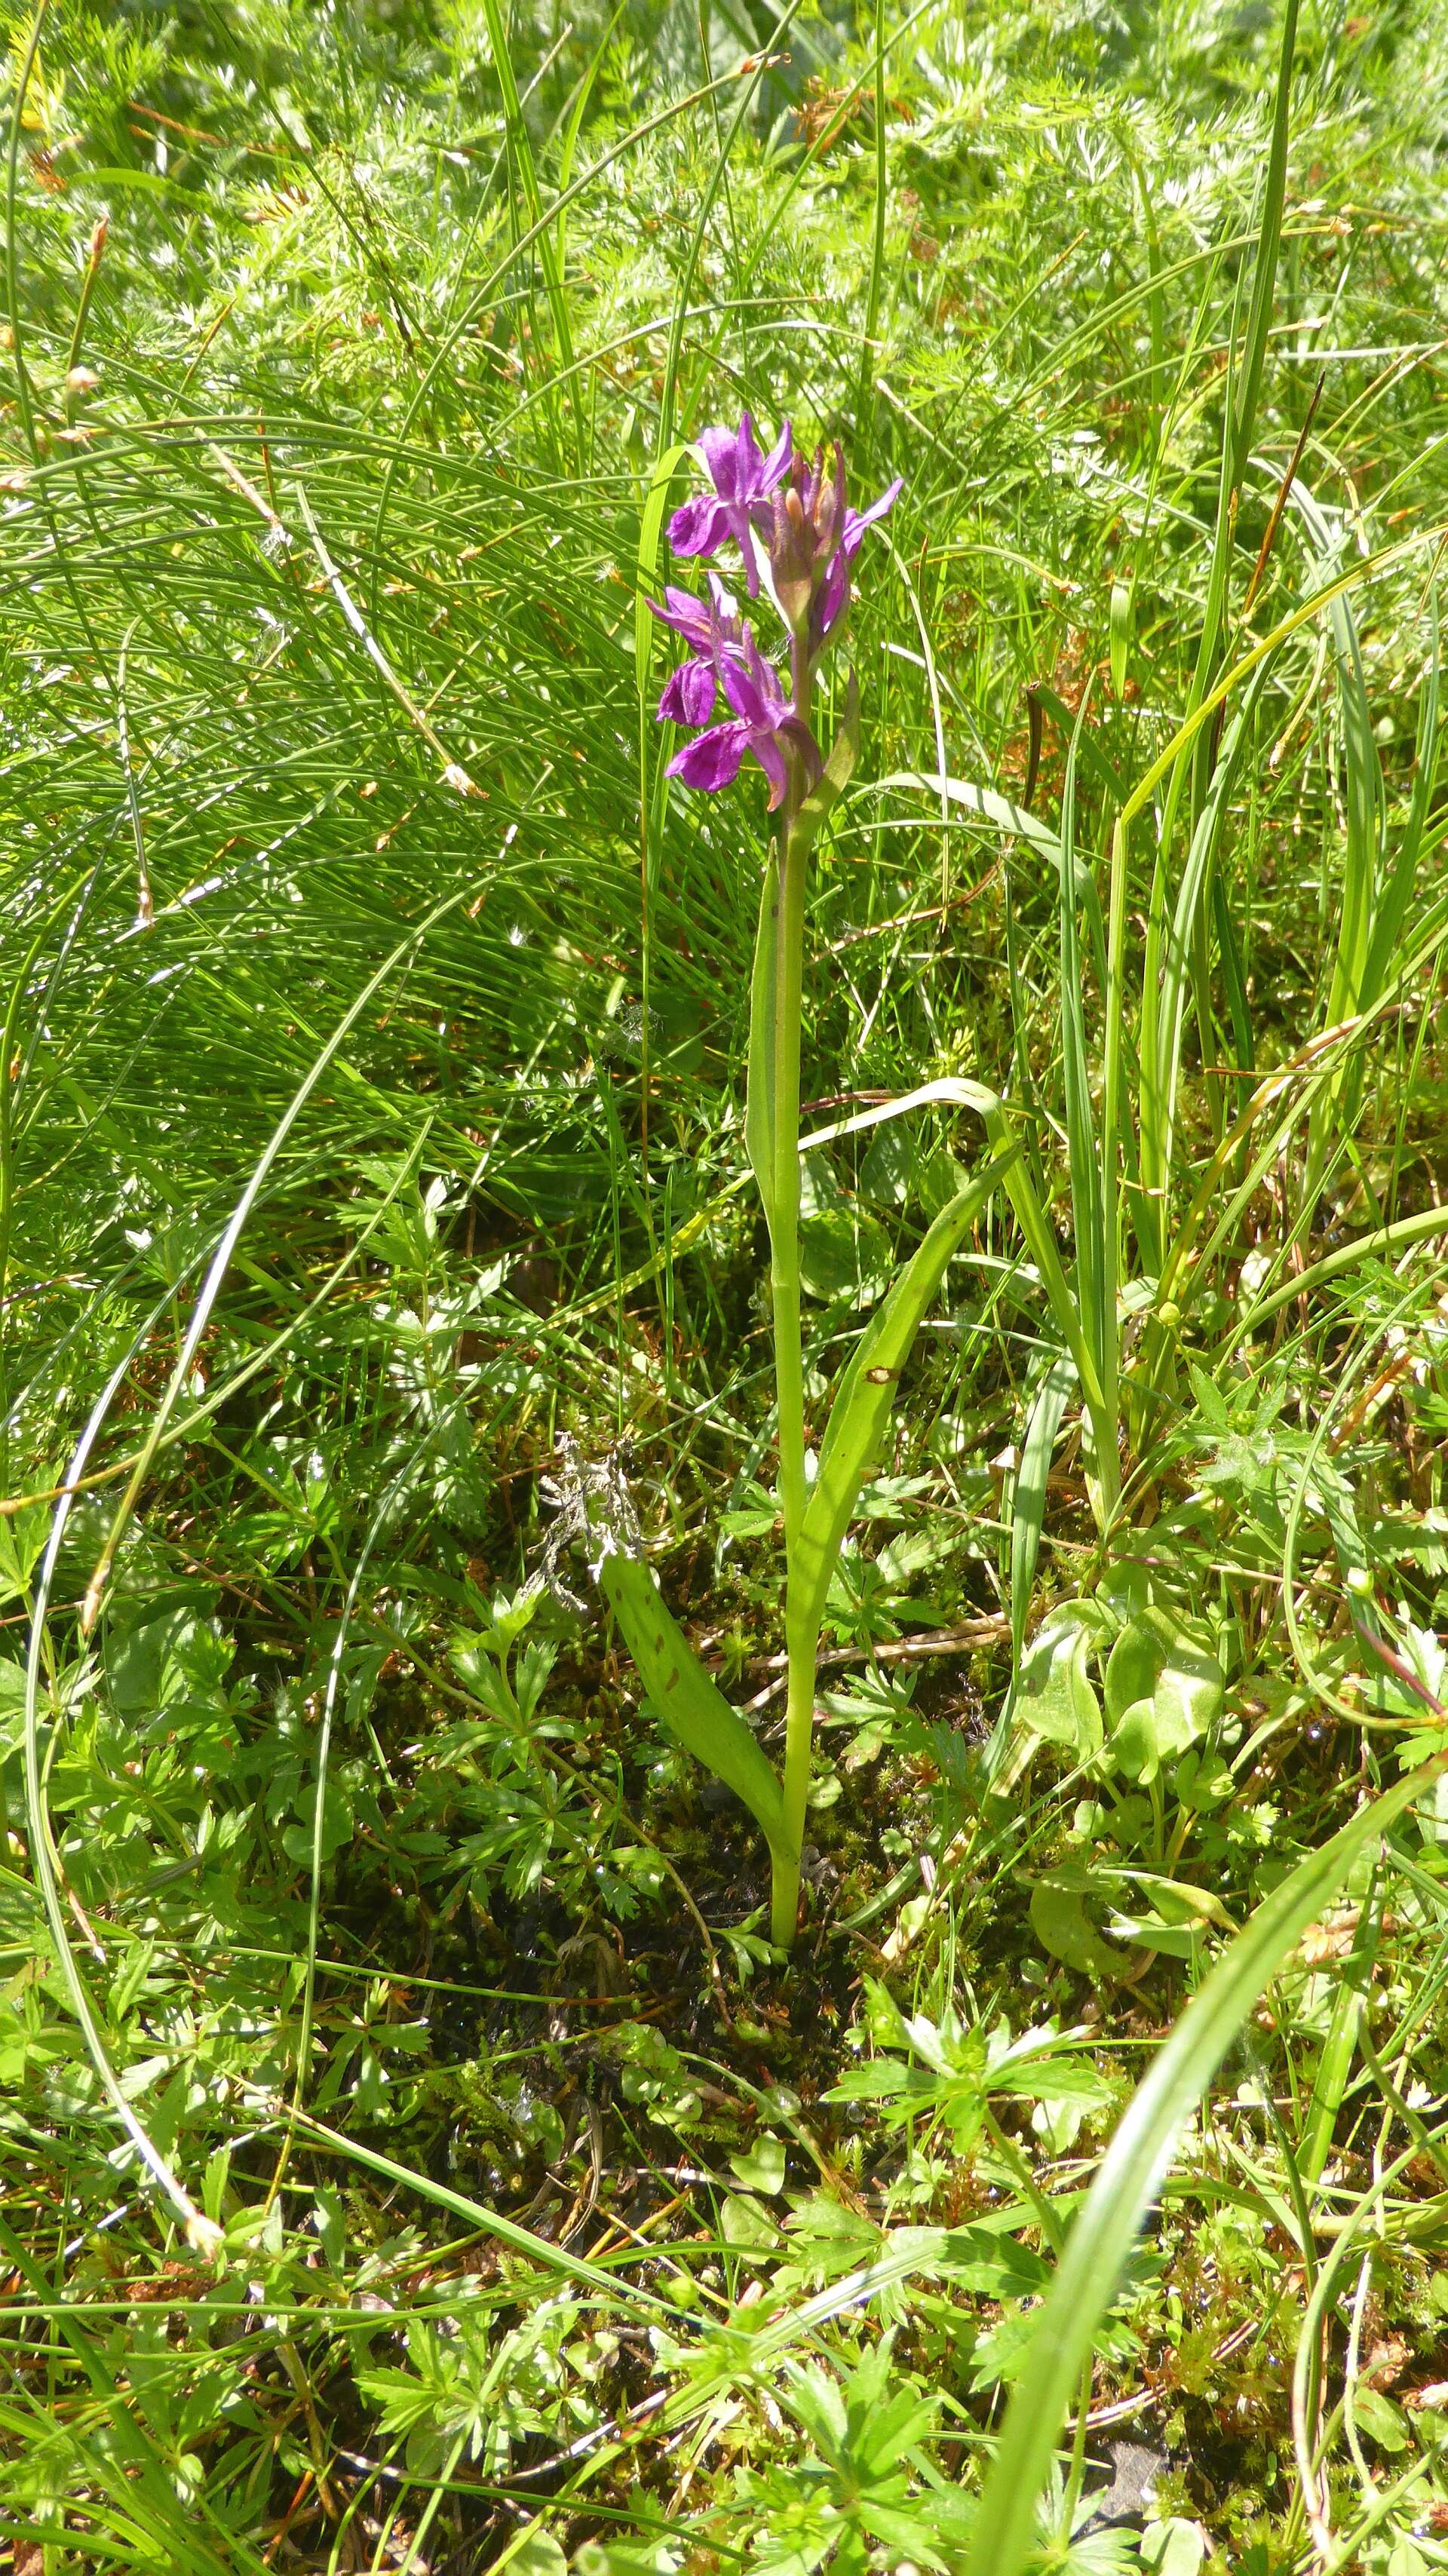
top-left (664, 630), bottom-right (821, 812)
top-left (844, 480), bottom-right (905, 553)
top-left (667, 413), bottom-right (793, 596)
top-left (810, 474), bottom-right (903, 651)
top-left (649, 572), bottom-right (746, 727)
top-left (658, 655), bottom-right (719, 725)
top-left (650, 572), bottom-right (741, 658)
top-left (650, 420), bottom-right (902, 814)
top-left (765, 443), bottom-right (903, 639)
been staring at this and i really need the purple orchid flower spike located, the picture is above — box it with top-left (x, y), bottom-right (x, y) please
top-left (650, 417), bottom-right (901, 805)
top-left (667, 413), bottom-right (793, 596)
top-left (665, 628), bottom-right (821, 811)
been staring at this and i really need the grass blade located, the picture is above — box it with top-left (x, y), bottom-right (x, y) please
top-left (1149, 667), bottom-right (1270, 1201)
top-left (1363, 592), bottom-right (1441, 1004)
top-left (1057, 704), bottom-right (1106, 1390)
top-left (1299, 1875), bottom-right (1380, 2187)
top-left (966, 1752), bottom-right (1442, 2576)
top-left (1291, 481), bottom-right (1385, 1034)
top-left (1010, 1355), bottom-right (1075, 1659)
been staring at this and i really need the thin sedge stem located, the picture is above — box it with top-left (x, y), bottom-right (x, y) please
top-left (1094, 808), bottom-right (1129, 1534)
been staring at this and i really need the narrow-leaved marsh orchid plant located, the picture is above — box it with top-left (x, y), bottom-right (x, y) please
top-left (592, 419), bottom-right (1007, 1954)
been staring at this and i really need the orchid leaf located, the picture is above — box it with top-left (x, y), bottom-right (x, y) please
top-left (598, 1550), bottom-right (790, 1860)
top-left (790, 1149), bottom-right (1015, 1645)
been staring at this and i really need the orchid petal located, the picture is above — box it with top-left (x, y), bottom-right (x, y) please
top-left (743, 628), bottom-right (784, 702)
top-left (649, 587), bottom-right (714, 650)
top-left (719, 650), bottom-right (772, 728)
top-left (698, 425), bottom-right (743, 496)
top-left (750, 731), bottom-right (792, 810)
top-left (760, 418), bottom-right (793, 492)
top-left (733, 525), bottom-right (764, 595)
top-left (843, 477), bottom-right (903, 555)
top-left (658, 658), bottom-right (718, 725)
top-left (667, 721), bottom-right (749, 790)
top-left (668, 494), bottom-right (733, 558)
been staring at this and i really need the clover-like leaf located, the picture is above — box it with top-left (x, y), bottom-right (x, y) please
top-left (1029, 1871), bottom-right (1118, 1980)
top-left (1017, 1605), bottom-right (1104, 1759)
top-left (1103, 1608), bottom-right (1224, 1783)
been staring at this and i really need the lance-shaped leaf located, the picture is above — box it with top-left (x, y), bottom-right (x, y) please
top-left (598, 1549), bottom-right (791, 1860)
top-left (870, 771), bottom-right (1097, 914)
top-left (1010, 1357), bottom-right (1077, 1657)
top-left (793, 1074), bottom-right (1110, 1468)
top-left (789, 1150), bottom-right (1015, 1648)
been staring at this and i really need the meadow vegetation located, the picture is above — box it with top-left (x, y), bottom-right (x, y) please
top-left (3, 0), bottom-right (1448, 2567)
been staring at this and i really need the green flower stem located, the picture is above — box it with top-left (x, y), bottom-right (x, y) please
top-left (775, 1587), bottom-right (816, 1948)
top-left (769, 627), bottom-right (816, 1950)
top-left (769, 823), bottom-right (808, 1559)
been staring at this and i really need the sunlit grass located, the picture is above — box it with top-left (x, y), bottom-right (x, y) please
top-left (1, 0), bottom-right (1447, 2566)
